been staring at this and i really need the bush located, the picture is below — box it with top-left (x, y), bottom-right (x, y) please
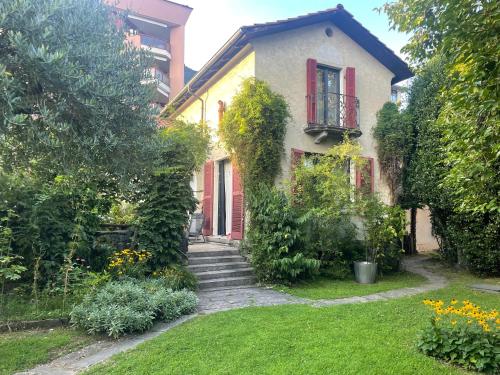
top-left (70, 279), bottom-right (198, 338)
top-left (153, 265), bottom-right (198, 291)
top-left (418, 298), bottom-right (499, 373)
top-left (137, 121), bottom-right (209, 267)
top-left (358, 196), bottom-right (406, 274)
top-left (247, 184), bottom-right (320, 283)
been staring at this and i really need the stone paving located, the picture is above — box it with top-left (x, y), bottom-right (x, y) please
top-left (18, 255), bottom-right (446, 375)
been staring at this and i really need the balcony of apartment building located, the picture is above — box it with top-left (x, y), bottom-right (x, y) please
top-left (125, 13), bottom-right (171, 71)
top-left (153, 67), bottom-right (170, 105)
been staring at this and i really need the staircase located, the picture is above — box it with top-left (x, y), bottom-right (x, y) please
top-left (188, 245), bottom-right (255, 290)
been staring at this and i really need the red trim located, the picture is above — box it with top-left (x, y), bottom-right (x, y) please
top-left (202, 161), bottom-right (214, 235)
top-left (344, 67), bottom-right (356, 128)
top-left (306, 59), bottom-right (317, 124)
top-left (230, 164), bottom-right (244, 240)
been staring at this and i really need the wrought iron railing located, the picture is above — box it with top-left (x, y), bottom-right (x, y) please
top-left (306, 93), bottom-right (360, 129)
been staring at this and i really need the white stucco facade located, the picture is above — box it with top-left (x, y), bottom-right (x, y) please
top-left (172, 16), bottom-right (437, 249)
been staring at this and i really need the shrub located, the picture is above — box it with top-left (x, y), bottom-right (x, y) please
top-left (137, 121), bottom-right (209, 267)
top-left (153, 265), bottom-right (198, 291)
top-left (247, 184), bottom-right (319, 283)
top-left (358, 196), bottom-right (406, 273)
top-left (70, 279), bottom-right (198, 338)
top-left (418, 298), bottom-right (499, 373)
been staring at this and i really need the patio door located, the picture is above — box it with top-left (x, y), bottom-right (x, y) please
top-left (317, 66), bottom-right (340, 126)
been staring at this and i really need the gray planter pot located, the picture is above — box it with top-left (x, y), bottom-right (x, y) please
top-left (354, 261), bottom-right (377, 284)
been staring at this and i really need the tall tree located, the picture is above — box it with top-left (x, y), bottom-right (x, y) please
top-left (381, 0), bottom-right (499, 215)
top-left (0, 0), bottom-right (158, 185)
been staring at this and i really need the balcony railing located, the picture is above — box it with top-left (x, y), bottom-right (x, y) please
top-left (308, 93), bottom-right (360, 129)
top-left (153, 69), bottom-right (170, 86)
top-left (304, 93), bottom-right (361, 142)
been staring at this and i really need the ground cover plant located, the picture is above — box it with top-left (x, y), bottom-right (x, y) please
top-left (70, 279), bottom-right (198, 338)
top-left (85, 263), bottom-right (499, 375)
top-left (274, 271), bottom-right (426, 300)
top-left (0, 328), bottom-right (94, 375)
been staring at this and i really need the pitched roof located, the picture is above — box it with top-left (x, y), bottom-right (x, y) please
top-left (168, 4), bottom-right (413, 113)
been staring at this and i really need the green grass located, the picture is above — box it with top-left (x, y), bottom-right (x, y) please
top-left (87, 263), bottom-right (499, 375)
top-left (0, 294), bottom-right (80, 322)
top-left (0, 328), bottom-right (93, 375)
top-left (273, 271), bottom-right (427, 300)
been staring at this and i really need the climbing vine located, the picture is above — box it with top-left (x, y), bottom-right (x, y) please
top-left (219, 78), bottom-right (290, 195)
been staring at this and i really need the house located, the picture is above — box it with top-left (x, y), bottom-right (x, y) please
top-left (107, 0), bottom-right (192, 106)
top-left (167, 5), bottom-right (437, 251)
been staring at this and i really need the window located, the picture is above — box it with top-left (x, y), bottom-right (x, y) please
top-left (391, 89), bottom-right (398, 103)
top-left (316, 65), bottom-right (340, 126)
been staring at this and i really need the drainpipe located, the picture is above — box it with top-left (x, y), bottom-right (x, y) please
top-left (187, 84), bottom-right (205, 124)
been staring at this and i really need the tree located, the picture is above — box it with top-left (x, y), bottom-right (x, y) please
top-left (373, 102), bottom-right (410, 206)
top-left (137, 121), bottom-right (209, 267)
top-left (381, 0), bottom-right (499, 215)
top-left (219, 78), bottom-right (290, 194)
top-left (0, 0), bottom-right (158, 185)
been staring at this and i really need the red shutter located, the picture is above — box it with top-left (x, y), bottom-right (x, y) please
top-left (345, 67), bottom-right (356, 128)
top-left (202, 161), bottom-right (214, 236)
top-left (230, 164), bottom-right (244, 240)
top-left (306, 59), bottom-right (318, 124)
top-left (356, 157), bottom-right (374, 193)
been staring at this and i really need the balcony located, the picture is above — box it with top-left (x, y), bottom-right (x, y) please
top-left (305, 93), bottom-right (361, 143)
top-left (128, 34), bottom-right (171, 64)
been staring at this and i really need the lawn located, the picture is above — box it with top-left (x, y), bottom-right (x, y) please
top-left (273, 271), bottom-right (426, 300)
top-left (0, 328), bottom-right (93, 375)
top-left (87, 263), bottom-right (499, 375)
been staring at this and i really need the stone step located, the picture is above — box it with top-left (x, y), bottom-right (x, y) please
top-left (206, 237), bottom-right (232, 245)
top-left (188, 249), bottom-right (240, 258)
top-left (195, 268), bottom-right (253, 281)
top-left (188, 261), bottom-right (249, 273)
top-left (198, 276), bottom-right (256, 290)
top-left (188, 255), bottom-right (245, 265)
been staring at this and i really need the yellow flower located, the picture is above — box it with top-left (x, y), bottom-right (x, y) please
top-left (451, 320), bottom-right (457, 326)
top-left (451, 299), bottom-right (457, 305)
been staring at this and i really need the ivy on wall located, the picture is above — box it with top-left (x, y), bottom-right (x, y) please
top-left (219, 78), bottom-right (290, 195)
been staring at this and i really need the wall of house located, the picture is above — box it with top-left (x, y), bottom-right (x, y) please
top-left (252, 22), bottom-right (394, 204)
top-left (177, 51), bottom-right (256, 235)
top-left (411, 207), bottom-right (440, 251)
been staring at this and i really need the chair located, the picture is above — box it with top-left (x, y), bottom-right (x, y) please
top-left (188, 212), bottom-right (205, 243)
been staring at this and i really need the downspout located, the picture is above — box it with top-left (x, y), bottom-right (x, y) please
top-left (187, 84), bottom-right (205, 124)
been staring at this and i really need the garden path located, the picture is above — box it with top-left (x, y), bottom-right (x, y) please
top-left (18, 253), bottom-right (446, 375)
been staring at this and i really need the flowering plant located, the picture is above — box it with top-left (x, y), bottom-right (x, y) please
top-left (418, 298), bottom-right (499, 373)
top-left (107, 249), bottom-right (151, 278)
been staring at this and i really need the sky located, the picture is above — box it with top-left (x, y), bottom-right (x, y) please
top-left (180, 0), bottom-right (411, 71)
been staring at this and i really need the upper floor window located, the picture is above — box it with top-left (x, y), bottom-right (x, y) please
top-left (316, 65), bottom-right (340, 126)
top-left (391, 88), bottom-right (398, 103)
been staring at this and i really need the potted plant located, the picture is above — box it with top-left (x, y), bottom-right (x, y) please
top-left (354, 246), bottom-right (378, 284)
top-left (354, 197), bottom-right (403, 284)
